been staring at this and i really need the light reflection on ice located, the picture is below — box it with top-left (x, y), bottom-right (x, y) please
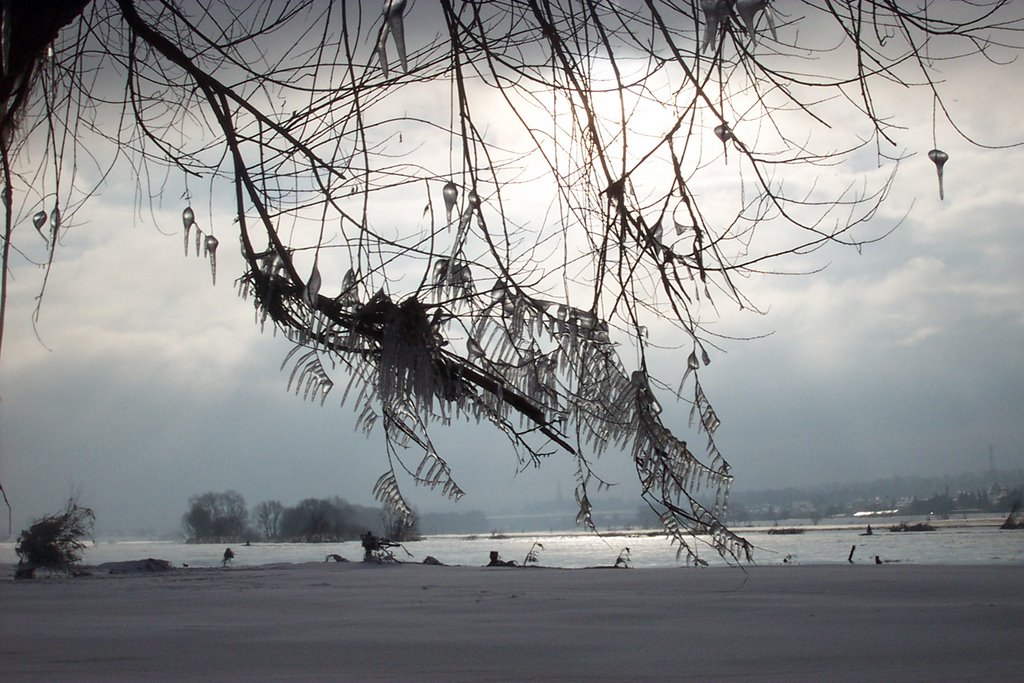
top-left (1, 523), bottom-right (1021, 570)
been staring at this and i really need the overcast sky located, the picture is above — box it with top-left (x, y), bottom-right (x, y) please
top-left (1, 4), bottom-right (1023, 537)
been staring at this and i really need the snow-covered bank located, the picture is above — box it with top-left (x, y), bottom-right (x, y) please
top-left (2, 563), bottom-right (1021, 681)
top-left (5, 521), bottom-right (1023, 569)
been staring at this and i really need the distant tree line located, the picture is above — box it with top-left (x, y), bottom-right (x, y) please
top-left (182, 491), bottom-right (418, 543)
top-left (902, 487), bottom-right (1024, 517)
top-left (730, 475), bottom-right (1024, 523)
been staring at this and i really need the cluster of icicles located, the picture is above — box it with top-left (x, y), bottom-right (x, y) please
top-left (237, 168), bottom-right (743, 556)
top-left (181, 207), bottom-right (219, 285)
top-left (230, 172), bottom-right (740, 554)
top-left (697, 3), bottom-right (950, 201)
top-left (372, 0), bottom-right (949, 207)
top-left (424, 236), bottom-right (742, 559)
top-left (30, 207), bottom-right (60, 245)
top-left (699, 0), bottom-right (777, 54)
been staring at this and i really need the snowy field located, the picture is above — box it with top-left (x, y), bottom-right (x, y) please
top-left (3, 562), bottom-right (1022, 681)
top-left (4, 519), bottom-right (1022, 569)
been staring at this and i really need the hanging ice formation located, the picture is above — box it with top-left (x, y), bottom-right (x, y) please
top-left (179, 205), bottom-right (219, 286)
top-left (699, 0), bottom-right (731, 54)
top-left (48, 207), bottom-right (61, 243)
top-left (466, 336), bottom-right (485, 362)
top-left (645, 220), bottom-right (665, 252)
top-left (32, 210), bottom-right (48, 241)
top-left (340, 268), bottom-right (360, 306)
top-left (714, 123), bottom-right (733, 162)
top-left (442, 181), bottom-right (458, 223)
top-left (928, 149), bottom-right (948, 200)
top-left (686, 349), bottom-right (700, 378)
top-left (182, 206), bottom-right (195, 256)
top-left (235, 239), bottom-right (747, 562)
top-left (204, 235), bottom-right (219, 285)
top-left (303, 260), bottom-right (322, 310)
top-left (1, 1), bottom-right (9, 77)
top-left (432, 258), bottom-right (474, 297)
top-left (377, 0), bottom-right (408, 78)
top-left (735, 0), bottom-right (777, 44)
top-left (450, 190), bottom-right (480, 261)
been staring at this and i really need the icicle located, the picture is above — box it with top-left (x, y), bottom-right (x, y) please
top-left (927, 149), bottom-right (948, 200)
top-left (262, 251), bottom-right (287, 285)
top-left (432, 258), bottom-right (449, 286)
top-left (377, 0), bottom-right (408, 77)
top-left (763, 2), bottom-right (778, 42)
top-left (571, 307), bottom-right (598, 331)
top-left (455, 210), bottom-right (472, 248)
top-left (376, 33), bottom-right (390, 78)
top-left (735, 0), bottom-right (776, 44)
top-left (452, 193), bottom-right (479, 260)
top-left (490, 279), bottom-right (507, 303)
top-left (182, 207), bottom-right (195, 256)
top-left (204, 235), bottom-right (219, 285)
top-left (304, 260), bottom-right (322, 309)
top-left (575, 487), bottom-right (593, 527)
top-left (49, 208), bottom-right (61, 242)
top-left (1, 2), bottom-right (9, 77)
top-left (442, 181), bottom-right (458, 223)
top-left (341, 268), bottom-right (358, 304)
top-left (32, 211), bottom-right (48, 242)
top-left (714, 123), bottom-right (733, 164)
top-left (679, 350), bottom-right (700, 391)
top-left (467, 337), bottom-right (485, 362)
top-left (699, 0), bottom-right (730, 54)
top-left (195, 225), bottom-right (202, 257)
top-left (648, 221), bottom-right (664, 249)
top-left (385, 0), bottom-right (408, 72)
top-left (701, 347), bottom-right (711, 366)
top-left (450, 260), bottom-right (472, 291)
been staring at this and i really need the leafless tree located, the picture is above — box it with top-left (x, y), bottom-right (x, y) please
top-left (252, 499), bottom-right (285, 540)
top-left (382, 503), bottom-right (420, 542)
top-left (182, 490), bottom-right (249, 542)
top-left (1, 1), bottom-right (1021, 562)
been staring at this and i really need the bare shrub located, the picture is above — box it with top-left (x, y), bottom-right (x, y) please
top-left (15, 499), bottom-right (95, 576)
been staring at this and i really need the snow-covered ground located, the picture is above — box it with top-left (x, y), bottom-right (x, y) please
top-left (3, 562), bottom-right (1021, 681)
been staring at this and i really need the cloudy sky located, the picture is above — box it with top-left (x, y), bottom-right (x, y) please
top-left (2, 3), bottom-right (1023, 536)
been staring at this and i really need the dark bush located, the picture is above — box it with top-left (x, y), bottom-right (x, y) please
top-left (15, 499), bottom-right (95, 576)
